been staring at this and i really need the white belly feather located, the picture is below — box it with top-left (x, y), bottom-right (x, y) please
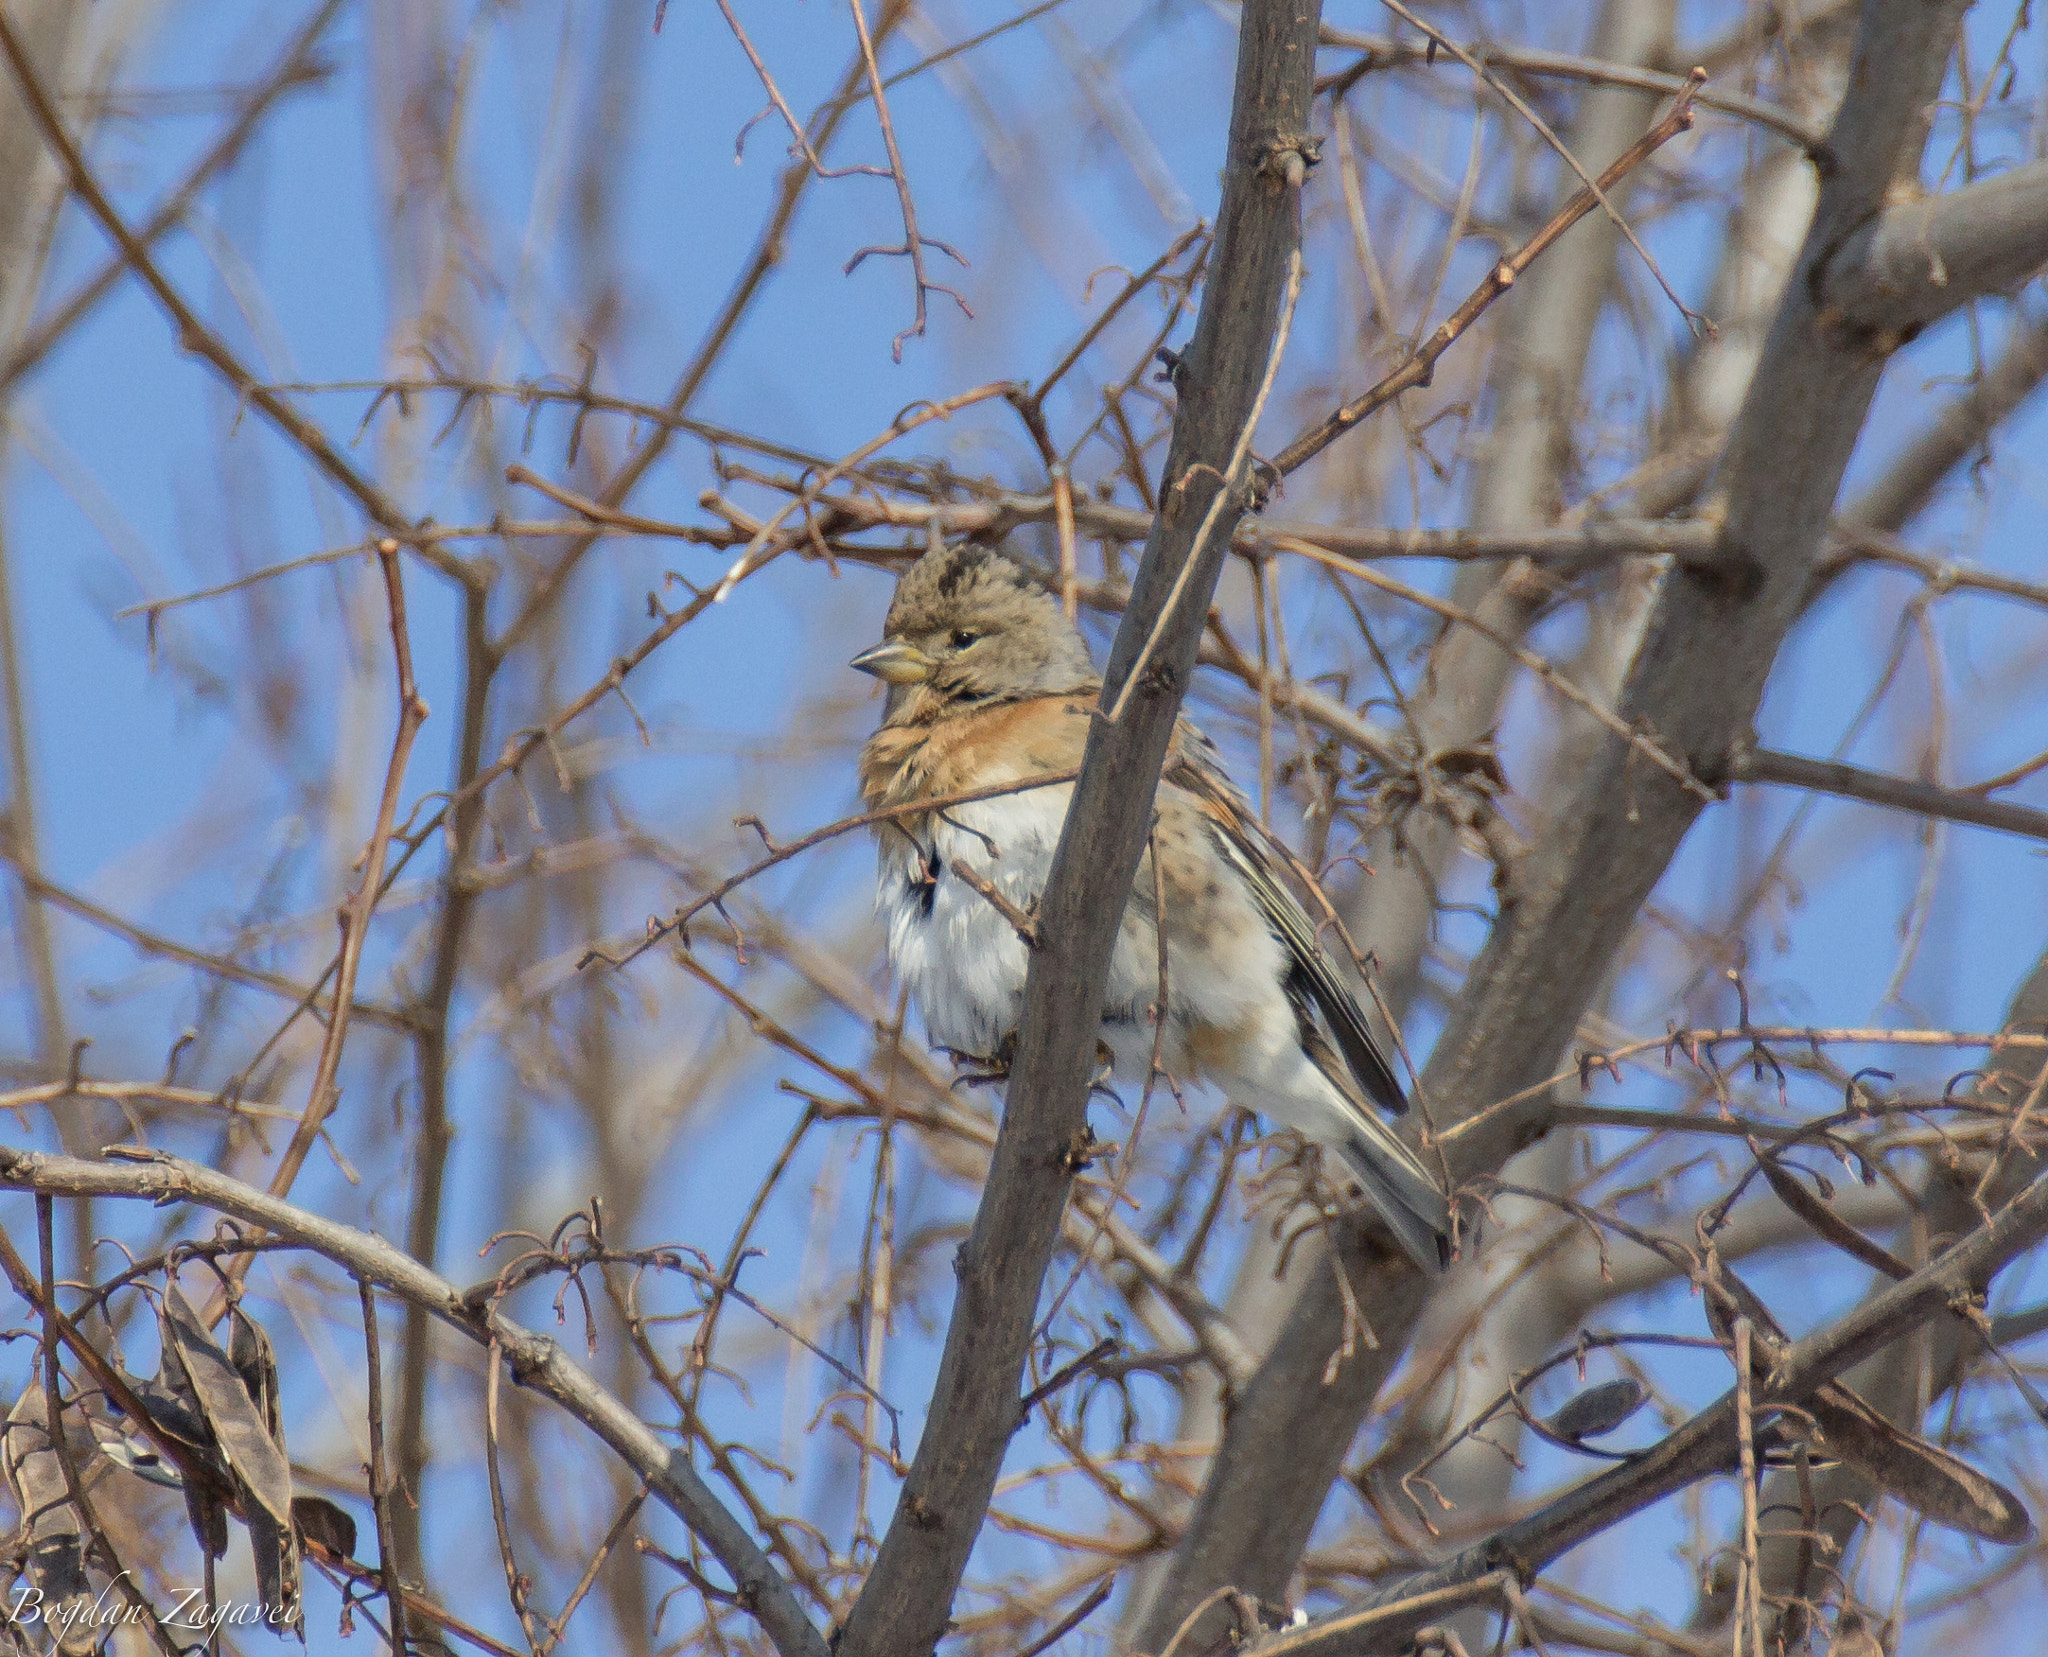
top-left (878, 788), bottom-right (1063, 1058)
top-left (875, 783), bottom-right (1289, 1089)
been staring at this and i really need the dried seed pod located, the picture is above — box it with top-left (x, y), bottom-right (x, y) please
top-left (158, 1286), bottom-right (303, 1633)
top-left (1543, 1378), bottom-right (1647, 1443)
top-left (1, 1385), bottom-right (98, 1656)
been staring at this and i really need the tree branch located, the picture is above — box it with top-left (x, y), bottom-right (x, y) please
top-left (1839, 305), bottom-right (2048, 535)
top-left (830, 4), bottom-right (1326, 1651)
top-left (1132, 0), bottom-right (1976, 1637)
top-left (736, 483), bottom-right (1735, 569)
top-left (260, 542), bottom-right (428, 1208)
top-left (0, 14), bottom-right (477, 590)
top-left (1821, 159), bottom-right (2048, 341)
top-left (0, 0), bottom-right (345, 402)
top-left (1314, 24), bottom-right (1827, 154)
top-left (1684, 942), bottom-right (2048, 1643)
top-left (1269, 70), bottom-right (1703, 479)
top-left (1730, 746), bottom-right (2048, 843)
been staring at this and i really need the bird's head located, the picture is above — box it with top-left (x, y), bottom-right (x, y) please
top-left (851, 542), bottom-right (1097, 723)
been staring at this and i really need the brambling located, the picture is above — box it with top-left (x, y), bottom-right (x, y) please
top-left (852, 541), bottom-right (1451, 1270)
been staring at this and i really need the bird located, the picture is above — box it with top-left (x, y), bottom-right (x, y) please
top-left (850, 538), bottom-right (1452, 1270)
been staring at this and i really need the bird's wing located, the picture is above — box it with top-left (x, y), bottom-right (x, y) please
top-left (1166, 734), bottom-right (1408, 1117)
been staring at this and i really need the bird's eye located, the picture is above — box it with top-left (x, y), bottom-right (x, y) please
top-left (949, 629), bottom-right (978, 650)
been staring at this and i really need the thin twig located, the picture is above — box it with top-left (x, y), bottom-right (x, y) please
top-left (1315, 24), bottom-right (1826, 153)
top-left (1285, 1166), bottom-right (2048, 1650)
top-left (0, 0), bottom-right (348, 401)
top-left (260, 543), bottom-right (430, 1207)
top-left (1734, 1317), bottom-right (1760, 1657)
top-left (1030, 223), bottom-right (1210, 410)
top-left (1277, 534), bottom-right (1715, 801)
top-left (714, 0), bottom-right (890, 179)
top-left (1270, 70), bottom-right (1704, 477)
top-left (484, 1338), bottom-right (544, 1654)
top-left (581, 768), bottom-right (1079, 974)
top-left (1054, 463), bottom-right (1079, 622)
top-left (829, 0), bottom-right (1080, 110)
top-left (710, 380), bottom-right (1009, 600)
top-left (535, 1486), bottom-right (648, 1657)
top-left (504, 463), bottom-right (710, 537)
top-left (0, 853), bottom-right (416, 1031)
top-left (0, 1147), bottom-right (831, 1657)
top-left (948, 857), bottom-right (1043, 947)
top-left (1444, 1025), bottom-right (2048, 1148)
top-left (841, 0), bottom-right (971, 358)
top-left (360, 1280), bottom-right (413, 1657)
top-left (302, 1540), bottom-right (527, 1657)
top-left (0, 19), bottom-right (476, 589)
top-left (1103, 248), bottom-right (1305, 724)
top-left (1732, 746), bottom-right (2048, 843)
top-left (1015, 1577), bottom-right (1116, 1657)
top-left (1376, 0), bottom-right (1705, 330)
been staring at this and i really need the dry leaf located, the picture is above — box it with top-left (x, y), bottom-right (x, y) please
top-left (1755, 1154), bottom-right (1912, 1281)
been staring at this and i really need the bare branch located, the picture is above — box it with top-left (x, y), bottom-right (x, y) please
top-left (0, 1146), bottom-right (830, 1657)
top-left (1270, 71), bottom-right (1704, 477)
top-left (0, 16), bottom-right (477, 589)
top-left (257, 543), bottom-right (429, 1211)
top-left (1731, 746), bottom-right (2048, 844)
top-left (832, 6), bottom-right (1328, 1650)
top-left (0, 0), bottom-right (346, 402)
top-left (358, 1281), bottom-right (412, 1657)
top-left (1315, 25), bottom-right (1827, 153)
top-left (1840, 307), bottom-right (2048, 534)
top-left (1135, 1), bottom-right (1978, 1636)
top-left (1820, 159), bottom-right (2048, 340)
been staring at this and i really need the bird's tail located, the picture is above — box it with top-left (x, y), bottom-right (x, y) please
top-left (1338, 1120), bottom-right (1452, 1272)
top-left (1301, 1031), bottom-right (1452, 1270)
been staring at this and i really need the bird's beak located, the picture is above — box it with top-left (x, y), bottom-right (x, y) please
top-left (849, 638), bottom-right (937, 685)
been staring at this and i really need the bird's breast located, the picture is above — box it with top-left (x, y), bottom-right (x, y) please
top-left (873, 785), bottom-right (1070, 1059)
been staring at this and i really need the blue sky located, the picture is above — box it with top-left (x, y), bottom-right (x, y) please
top-left (3, 1), bottom-right (2046, 1650)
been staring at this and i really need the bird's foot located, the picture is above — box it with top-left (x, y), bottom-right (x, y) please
top-left (941, 1034), bottom-right (1123, 1099)
top-left (1085, 1038), bottom-right (1124, 1106)
top-left (942, 1030), bottom-right (1016, 1090)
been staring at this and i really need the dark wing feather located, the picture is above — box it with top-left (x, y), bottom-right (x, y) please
top-left (1169, 749), bottom-right (1407, 1115)
top-left (1168, 736), bottom-right (1450, 1270)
